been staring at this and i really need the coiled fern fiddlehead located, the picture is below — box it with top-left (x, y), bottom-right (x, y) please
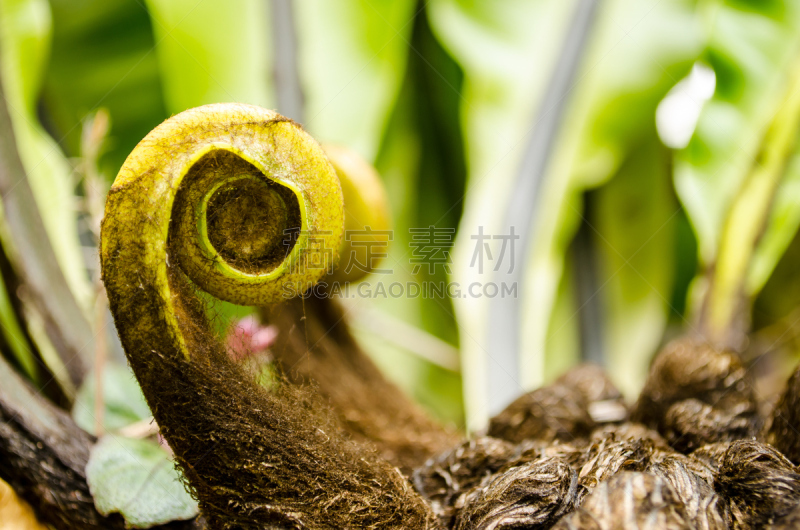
top-left (260, 143), bottom-right (457, 474)
top-left (101, 103), bottom-right (438, 529)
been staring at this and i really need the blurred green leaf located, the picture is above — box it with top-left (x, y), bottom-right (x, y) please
top-left (430, 0), bottom-right (580, 430)
top-left (297, 0), bottom-right (417, 160)
top-left (703, 62), bottom-right (800, 344)
top-left (528, 0), bottom-right (700, 399)
top-left (592, 137), bottom-right (677, 397)
top-left (433, 0), bottom-right (702, 428)
top-left (674, 2), bottom-right (800, 335)
top-left (144, 0), bottom-right (271, 113)
top-left (0, 251), bottom-right (36, 381)
top-left (143, 0), bottom-right (417, 159)
top-left (0, 0), bottom-right (97, 390)
top-left (0, 0), bottom-right (92, 310)
top-left (542, 251), bottom-right (580, 384)
top-left (400, 9), bottom-right (466, 349)
top-left (72, 362), bottom-right (151, 434)
top-left (42, 0), bottom-right (168, 179)
top-left (87, 435), bottom-right (198, 528)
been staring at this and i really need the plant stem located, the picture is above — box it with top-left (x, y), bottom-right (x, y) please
top-left (703, 59), bottom-right (800, 348)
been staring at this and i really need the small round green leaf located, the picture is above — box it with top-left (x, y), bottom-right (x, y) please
top-left (86, 435), bottom-right (198, 528)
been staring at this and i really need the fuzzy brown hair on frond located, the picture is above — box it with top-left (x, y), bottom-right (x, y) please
top-left (263, 296), bottom-right (459, 475)
top-left (101, 103), bottom-right (438, 529)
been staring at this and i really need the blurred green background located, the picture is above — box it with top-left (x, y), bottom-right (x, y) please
top-left (2, 0), bottom-right (800, 438)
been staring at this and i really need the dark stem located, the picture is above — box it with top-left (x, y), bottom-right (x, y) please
top-left (572, 207), bottom-right (605, 366)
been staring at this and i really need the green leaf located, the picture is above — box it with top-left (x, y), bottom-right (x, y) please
top-left (72, 362), bottom-right (151, 434)
top-left (668, 2), bottom-right (800, 343)
top-left (542, 252), bottom-right (580, 383)
top-left (0, 253), bottom-right (36, 381)
top-left (143, 0), bottom-right (417, 159)
top-left (431, 0), bottom-right (581, 430)
top-left (674, 1), bottom-right (800, 322)
top-left (592, 137), bottom-right (677, 397)
top-left (296, 0), bottom-right (417, 160)
top-left (0, 0), bottom-right (93, 311)
top-left (42, 0), bottom-right (168, 179)
top-left (703, 63), bottom-right (800, 344)
top-left (0, 0), bottom-right (96, 388)
top-left (143, 0), bottom-right (271, 113)
top-left (540, 0), bottom-right (695, 395)
top-left (87, 436), bottom-right (198, 528)
top-left (434, 0), bottom-right (702, 428)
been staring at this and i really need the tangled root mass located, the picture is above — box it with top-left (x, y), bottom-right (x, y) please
top-left (411, 338), bottom-right (800, 529)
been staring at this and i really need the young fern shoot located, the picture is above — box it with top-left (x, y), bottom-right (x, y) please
top-left (100, 103), bottom-right (438, 529)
